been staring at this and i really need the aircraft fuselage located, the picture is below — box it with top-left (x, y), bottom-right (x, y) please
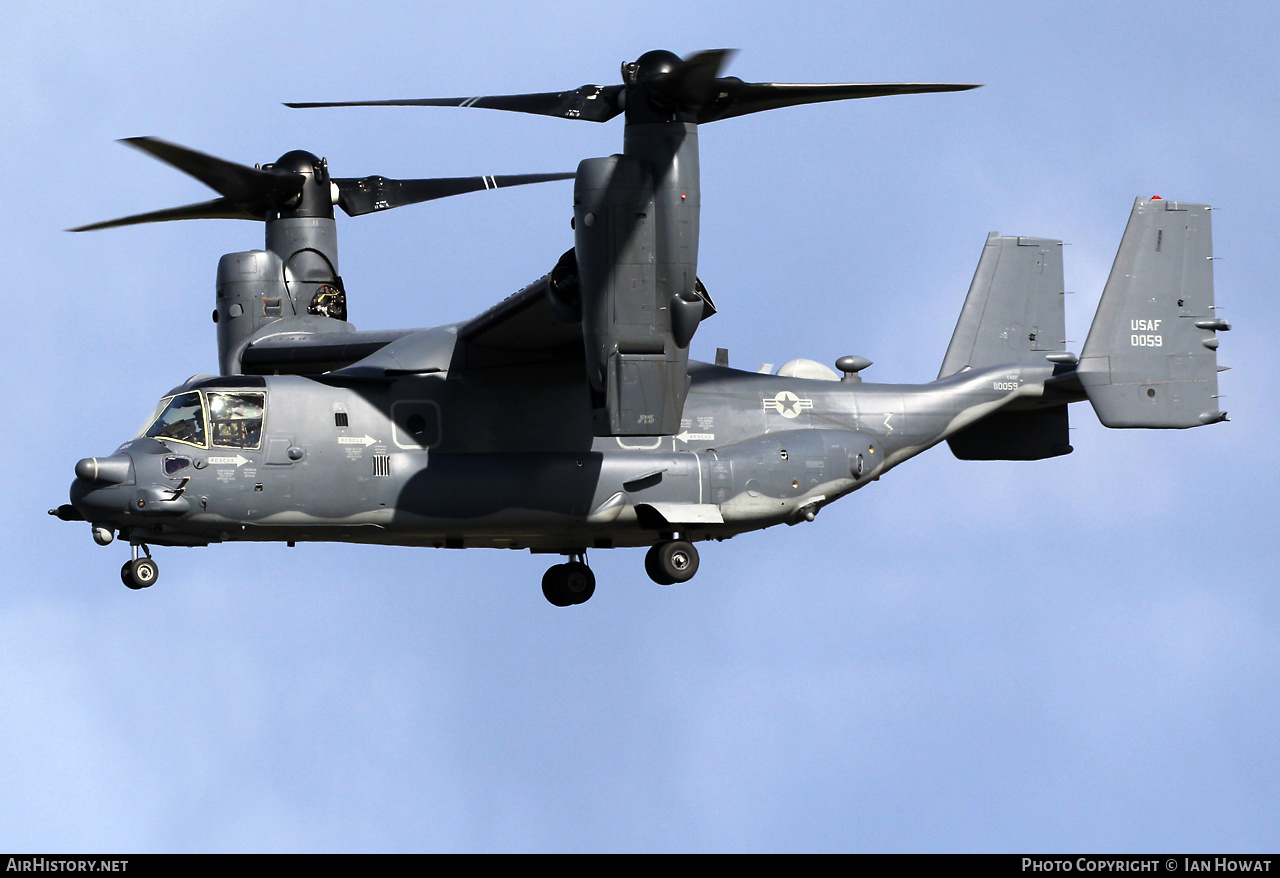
top-left (69, 345), bottom-right (1066, 553)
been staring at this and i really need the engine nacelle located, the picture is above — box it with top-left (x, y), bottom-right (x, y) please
top-left (215, 216), bottom-right (346, 374)
top-left (216, 249), bottom-right (288, 374)
top-left (545, 247), bottom-right (581, 323)
top-left (574, 153), bottom-right (700, 436)
top-left (268, 216), bottom-right (344, 322)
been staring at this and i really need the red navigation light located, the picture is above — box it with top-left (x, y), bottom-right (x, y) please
top-left (1151, 195), bottom-right (1163, 200)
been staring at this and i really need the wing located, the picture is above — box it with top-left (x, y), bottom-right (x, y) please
top-left (326, 270), bottom-right (584, 381)
top-left (457, 276), bottom-right (582, 351)
top-left (239, 328), bottom-right (416, 375)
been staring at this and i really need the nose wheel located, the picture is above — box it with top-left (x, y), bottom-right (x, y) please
top-left (120, 543), bottom-right (158, 590)
top-left (542, 555), bottom-right (595, 606)
top-left (645, 539), bottom-right (699, 585)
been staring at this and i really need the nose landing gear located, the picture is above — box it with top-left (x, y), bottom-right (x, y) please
top-left (542, 554), bottom-right (596, 606)
top-left (120, 543), bottom-right (158, 590)
top-left (645, 538), bottom-right (699, 585)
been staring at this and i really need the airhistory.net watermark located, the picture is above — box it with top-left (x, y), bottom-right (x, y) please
top-left (6, 861), bottom-right (128, 872)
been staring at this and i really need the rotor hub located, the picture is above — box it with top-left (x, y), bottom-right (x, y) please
top-left (624, 50), bottom-right (682, 86)
top-left (270, 149), bottom-right (326, 181)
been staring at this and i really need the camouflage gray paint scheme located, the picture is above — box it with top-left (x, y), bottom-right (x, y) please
top-left (58, 52), bottom-right (1229, 602)
top-left (64, 198), bottom-right (1228, 583)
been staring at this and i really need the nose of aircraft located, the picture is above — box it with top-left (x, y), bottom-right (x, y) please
top-left (74, 453), bottom-right (134, 485)
top-left (69, 452), bottom-right (136, 521)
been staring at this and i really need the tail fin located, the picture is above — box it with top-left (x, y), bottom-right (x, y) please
top-left (1078, 197), bottom-right (1229, 428)
top-left (939, 233), bottom-right (1066, 378)
top-left (942, 233), bottom-right (1072, 461)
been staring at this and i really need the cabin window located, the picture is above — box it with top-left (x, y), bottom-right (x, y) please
top-left (207, 392), bottom-right (265, 449)
top-left (391, 400), bottom-right (441, 450)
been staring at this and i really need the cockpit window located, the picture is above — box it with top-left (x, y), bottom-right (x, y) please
top-left (135, 399), bottom-right (168, 439)
top-left (208, 392), bottom-right (265, 449)
top-left (144, 391), bottom-right (206, 447)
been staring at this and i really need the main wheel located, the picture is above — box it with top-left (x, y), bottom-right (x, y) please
top-left (542, 565), bottom-right (573, 607)
top-left (645, 545), bottom-right (675, 585)
top-left (561, 561), bottom-right (596, 605)
top-left (649, 540), bottom-right (699, 584)
top-left (542, 562), bottom-right (596, 606)
top-left (122, 557), bottom-right (158, 589)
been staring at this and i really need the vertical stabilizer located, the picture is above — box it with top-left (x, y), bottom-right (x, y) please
top-left (1078, 198), bottom-right (1228, 428)
top-left (939, 234), bottom-right (1066, 378)
top-left (941, 233), bottom-right (1071, 460)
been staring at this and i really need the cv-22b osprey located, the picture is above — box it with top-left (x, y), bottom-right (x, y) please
top-left (55, 51), bottom-right (1229, 606)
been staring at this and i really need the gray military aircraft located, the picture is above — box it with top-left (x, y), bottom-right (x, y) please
top-left (54, 50), bottom-right (1230, 606)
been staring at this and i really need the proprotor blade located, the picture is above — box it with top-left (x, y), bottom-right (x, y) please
top-left (67, 197), bottom-right (260, 232)
top-left (121, 137), bottom-right (304, 208)
top-left (70, 137), bottom-right (310, 231)
top-left (334, 172), bottom-right (575, 216)
top-left (286, 85), bottom-right (626, 123)
top-left (695, 81), bottom-right (981, 123)
top-left (286, 51), bottom-right (979, 128)
top-left (71, 135), bottom-right (574, 230)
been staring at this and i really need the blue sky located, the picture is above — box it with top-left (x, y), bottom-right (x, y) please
top-left (3, 0), bottom-right (1277, 852)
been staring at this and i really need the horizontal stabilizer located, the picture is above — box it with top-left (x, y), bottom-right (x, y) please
top-left (939, 234), bottom-right (1066, 378)
top-left (1078, 198), bottom-right (1227, 428)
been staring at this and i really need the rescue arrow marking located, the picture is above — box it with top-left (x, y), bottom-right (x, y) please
top-left (338, 435), bottom-right (378, 447)
top-left (675, 432), bottom-right (715, 443)
top-left (208, 454), bottom-right (249, 466)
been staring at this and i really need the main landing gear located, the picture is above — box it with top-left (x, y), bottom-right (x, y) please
top-left (542, 554), bottom-right (596, 607)
top-left (120, 542), bottom-right (158, 590)
top-left (645, 538), bottom-right (699, 585)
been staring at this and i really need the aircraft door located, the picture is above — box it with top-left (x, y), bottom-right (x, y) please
top-left (199, 390), bottom-right (270, 517)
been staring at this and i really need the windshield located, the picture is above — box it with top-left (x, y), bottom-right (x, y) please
top-left (208, 392), bottom-right (265, 449)
top-left (134, 399), bottom-right (168, 439)
top-left (143, 391), bottom-right (206, 447)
